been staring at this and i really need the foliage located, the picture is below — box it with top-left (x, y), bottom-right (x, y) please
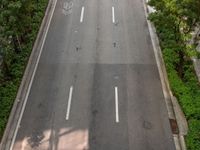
top-left (0, 0), bottom-right (48, 140)
top-left (186, 119), bottom-right (200, 150)
top-left (148, 0), bottom-right (200, 149)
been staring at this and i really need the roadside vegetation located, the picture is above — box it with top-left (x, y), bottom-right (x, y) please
top-left (0, 0), bottom-right (48, 140)
top-left (148, 0), bottom-right (200, 149)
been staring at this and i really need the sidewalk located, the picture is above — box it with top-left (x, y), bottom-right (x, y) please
top-left (193, 44), bottom-right (200, 82)
top-left (193, 59), bottom-right (200, 82)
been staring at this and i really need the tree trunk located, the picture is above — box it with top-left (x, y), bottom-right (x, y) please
top-left (177, 50), bottom-right (184, 78)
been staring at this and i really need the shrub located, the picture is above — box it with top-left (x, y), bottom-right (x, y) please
top-left (0, 0), bottom-right (48, 140)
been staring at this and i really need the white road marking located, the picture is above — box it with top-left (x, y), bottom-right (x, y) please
top-left (66, 86), bottom-right (74, 120)
top-left (62, 1), bottom-right (73, 15)
top-left (9, 0), bottom-right (58, 150)
top-left (112, 7), bottom-right (115, 23)
top-left (80, 7), bottom-right (85, 23)
top-left (115, 87), bottom-right (119, 123)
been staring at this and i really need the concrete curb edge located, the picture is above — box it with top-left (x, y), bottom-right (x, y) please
top-left (0, 0), bottom-right (54, 149)
top-left (142, 0), bottom-right (188, 150)
top-left (193, 58), bottom-right (200, 83)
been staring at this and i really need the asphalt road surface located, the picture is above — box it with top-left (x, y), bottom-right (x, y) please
top-left (10, 0), bottom-right (176, 149)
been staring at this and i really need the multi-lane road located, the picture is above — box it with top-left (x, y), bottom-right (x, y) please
top-left (8, 0), bottom-right (176, 149)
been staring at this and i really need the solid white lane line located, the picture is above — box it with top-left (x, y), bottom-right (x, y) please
top-left (112, 7), bottom-right (115, 23)
top-left (66, 86), bottom-right (74, 120)
top-left (9, 0), bottom-right (58, 150)
top-left (115, 87), bottom-right (119, 123)
top-left (80, 6), bottom-right (85, 23)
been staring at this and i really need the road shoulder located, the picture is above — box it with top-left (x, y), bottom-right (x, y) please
top-left (142, 0), bottom-right (188, 150)
top-left (0, 0), bottom-right (56, 149)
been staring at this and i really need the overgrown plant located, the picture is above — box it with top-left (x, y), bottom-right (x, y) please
top-left (148, 0), bottom-right (200, 149)
top-left (0, 0), bottom-right (48, 140)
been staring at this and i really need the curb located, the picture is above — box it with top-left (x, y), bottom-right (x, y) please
top-left (193, 58), bottom-right (200, 83)
top-left (142, 0), bottom-right (188, 150)
top-left (0, 0), bottom-right (55, 149)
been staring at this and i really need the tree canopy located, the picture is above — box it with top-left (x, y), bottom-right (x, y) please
top-left (0, 0), bottom-right (48, 140)
top-left (148, 0), bottom-right (200, 149)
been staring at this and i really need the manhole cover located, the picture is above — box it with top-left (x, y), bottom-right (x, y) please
top-left (169, 119), bottom-right (179, 134)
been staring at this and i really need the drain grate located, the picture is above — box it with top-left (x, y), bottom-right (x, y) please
top-left (169, 119), bottom-right (179, 134)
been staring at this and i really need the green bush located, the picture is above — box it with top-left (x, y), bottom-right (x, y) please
top-left (0, 0), bottom-right (48, 140)
top-left (186, 119), bottom-right (200, 150)
top-left (149, 10), bottom-right (200, 149)
top-left (0, 82), bottom-right (17, 136)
